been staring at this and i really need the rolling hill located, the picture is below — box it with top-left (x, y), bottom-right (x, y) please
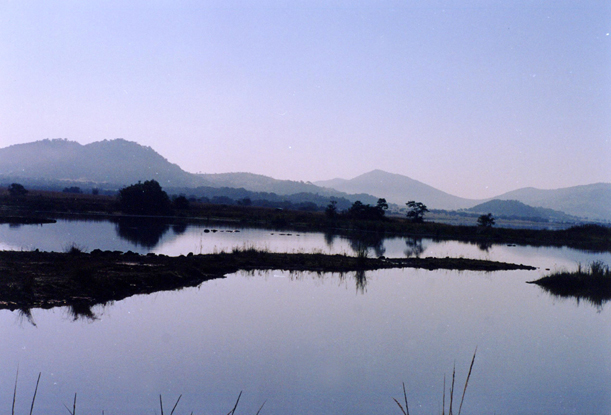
top-left (493, 184), bottom-right (611, 222)
top-left (0, 139), bottom-right (376, 204)
top-left (1, 139), bottom-right (609, 221)
top-left (315, 169), bottom-right (479, 210)
top-left (465, 199), bottom-right (579, 222)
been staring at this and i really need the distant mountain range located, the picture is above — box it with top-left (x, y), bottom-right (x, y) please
top-left (315, 170), bottom-right (477, 210)
top-left (465, 199), bottom-right (579, 222)
top-left (1, 138), bottom-right (609, 221)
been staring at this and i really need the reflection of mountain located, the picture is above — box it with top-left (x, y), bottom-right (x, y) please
top-left (113, 217), bottom-right (172, 249)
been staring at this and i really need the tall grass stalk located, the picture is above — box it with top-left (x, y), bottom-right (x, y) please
top-left (396, 348), bottom-right (477, 415)
top-left (29, 373), bottom-right (41, 415)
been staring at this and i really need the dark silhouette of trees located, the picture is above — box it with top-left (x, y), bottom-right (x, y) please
top-left (8, 183), bottom-right (28, 196)
top-left (63, 186), bottom-right (83, 194)
top-left (325, 200), bottom-right (338, 219)
top-left (406, 201), bottom-right (428, 223)
top-left (375, 198), bottom-right (388, 218)
top-left (347, 199), bottom-right (388, 221)
top-left (172, 194), bottom-right (190, 210)
top-left (118, 180), bottom-right (172, 215)
top-left (477, 213), bottom-right (495, 228)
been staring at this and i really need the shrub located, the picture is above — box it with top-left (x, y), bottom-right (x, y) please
top-left (8, 183), bottom-right (28, 196)
top-left (118, 180), bottom-right (173, 215)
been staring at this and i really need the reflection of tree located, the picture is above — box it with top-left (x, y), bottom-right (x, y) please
top-left (404, 237), bottom-right (425, 258)
top-left (67, 301), bottom-right (98, 321)
top-left (114, 217), bottom-right (171, 249)
top-left (346, 232), bottom-right (386, 258)
top-left (17, 308), bottom-right (36, 326)
top-left (172, 222), bottom-right (188, 236)
top-left (354, 270), bottom-right (368, 294)
top-left (324, 231), bottom-right (337, 249)
top-left (477, 241), bottom-right (492, 252)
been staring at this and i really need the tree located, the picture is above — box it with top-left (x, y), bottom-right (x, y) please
top-left (347, 199), bottom-right (388, 221)
top-left (63, 186), bottom-right (83, 194)
top-left (375, 198), bottom-right (389, 219)
top-left (477, 213), bottom-right (495, 228)
top-left (118, 180), bottom-right (172, 215)
top-left (172, 194), bottom-right (190, 210)
top-left (406, 201), bottom-right (428, 223)
top-left (8, 183), bottom-right (28, 196)
top-left (325, 200), bottom-right (338, 219)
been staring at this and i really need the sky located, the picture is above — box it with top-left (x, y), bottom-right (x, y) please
top-left (0, 0), bottom-right (609, 199)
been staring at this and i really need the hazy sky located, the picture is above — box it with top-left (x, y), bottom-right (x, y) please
top-left (1, 1), bottom-right (609, 199)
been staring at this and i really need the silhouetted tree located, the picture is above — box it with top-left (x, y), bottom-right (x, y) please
top-left (375, 198), bottom-right (389, 219)
top-left (118, 180), bottom-right (172, 215)
top-left (172, 194), bottom-right (190, 210)
top-left (325, 200), bottom-right (338, 219)
top-left (347, 200), bottom-right (388, 221)
top-left (92, 188), bottom-right (99, 195)
top-left (8, 183), bottom-right (28, 196)
top-left (406, 201), bottom-right (428, 223)
top-left (477, 213), bottom-right (495, 228)
top-left (63, 186), bottom-right (83, 194)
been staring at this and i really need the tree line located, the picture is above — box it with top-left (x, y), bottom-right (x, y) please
top-left (6, 180), bottom-right (496, 227)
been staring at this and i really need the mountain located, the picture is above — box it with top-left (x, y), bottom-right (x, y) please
top-left (315, 169), bottom-right (479, 210)
top-left (493, 184), bottom-right (611, 222)
top-left (196, 172), bottom-right (334, 196)
top-left (0, 138), bottom-right (203, 188)
top-left (0, 139), bottom-right (377, 204)
top-left (465, 199), bottom-right (579, 222)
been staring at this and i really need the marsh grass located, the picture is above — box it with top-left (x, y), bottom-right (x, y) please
top-left (529, 261), bottom-right (611, 308)
top-left (10, 377), bottom-right (266, 415)
top-left (11, 369), bottom-right (41, 415)
top-left (395, 348), bottom-right (477, 415)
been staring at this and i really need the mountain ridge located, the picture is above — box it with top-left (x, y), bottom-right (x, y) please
top-left (1, 139), bottom-right (609, 221)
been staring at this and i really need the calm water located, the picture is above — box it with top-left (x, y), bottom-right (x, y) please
top-left (1, 219), bottom-right (610, 414)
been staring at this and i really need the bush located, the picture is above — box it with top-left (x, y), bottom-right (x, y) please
top-left (63, 186), bottom-right (83, 194)
top-left (8, 183), bottom-right (28, 196)
top-left (118, 180), bottom-right (173, 215)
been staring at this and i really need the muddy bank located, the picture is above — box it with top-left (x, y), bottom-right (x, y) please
top-left (0, 215), bottom-right (56, 224)
top-left (0, 249), bottom-right (535, 312)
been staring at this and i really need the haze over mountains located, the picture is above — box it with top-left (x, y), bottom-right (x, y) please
top-left (1, 139), bottom-right (609, 221)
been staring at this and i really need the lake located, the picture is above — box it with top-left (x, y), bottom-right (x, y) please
top-left (1, 219), bottom-right (610, 414)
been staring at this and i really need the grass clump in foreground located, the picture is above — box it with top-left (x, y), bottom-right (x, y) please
top-left (528, 261), bottom-right (611, 308)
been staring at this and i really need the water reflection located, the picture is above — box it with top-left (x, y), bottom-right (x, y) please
top-left (66, 301), bottom-right (99, 322)
top-left (404, 237), bottom-right (425, 258)
top-left (344, 232), bottom-right (386, 258)
top-left (535, 287), bottom-right (611, 311)
top-left (477, 241), bottom-right (493, 252)
top-left (113, 217), bottom-right (172, 248)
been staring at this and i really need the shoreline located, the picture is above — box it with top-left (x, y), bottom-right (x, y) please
top-left (0, 249), bottom-right (536, 312)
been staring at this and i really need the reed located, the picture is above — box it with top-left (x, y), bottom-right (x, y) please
top-left (395, 348), bottom-right (477, 415)
top-left (528, 261), bottom-right (611, 308)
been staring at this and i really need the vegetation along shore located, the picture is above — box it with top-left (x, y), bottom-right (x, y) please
top-left (0, 248), bottom-right (535, 315)
top-left (1, 183), bottom-right (610, 252)
top-left (529, 261), bottom-right (611, 308)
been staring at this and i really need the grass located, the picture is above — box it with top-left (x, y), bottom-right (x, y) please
top-left (0, 249), bottom-right (536, 315)
top-left (10, 374), bottom-right (267, 415)
top-left (394, 348), bottom-right (477, 415)
top-left (528, 261), bottom-right (611, 308)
